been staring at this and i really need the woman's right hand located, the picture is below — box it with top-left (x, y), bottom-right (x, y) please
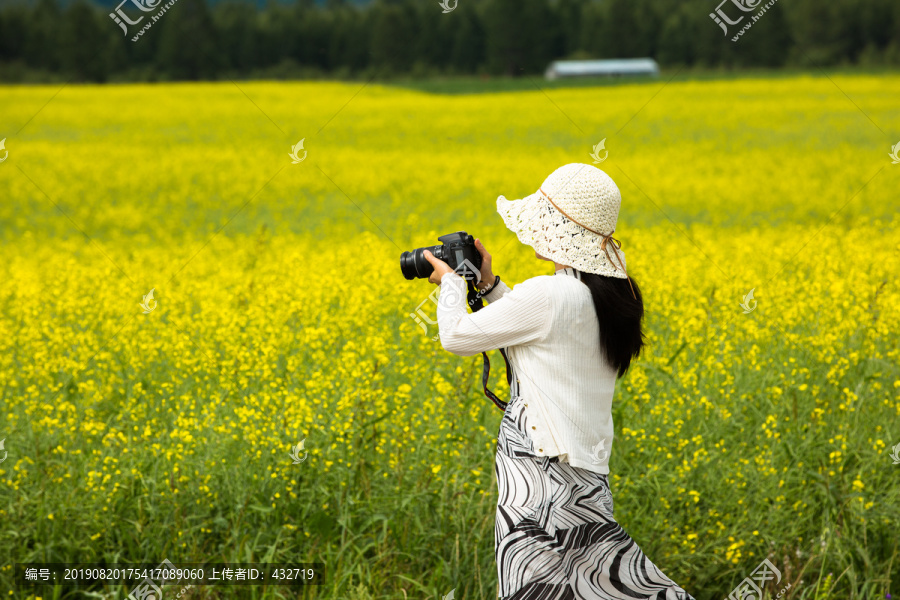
top-left (474, 238), bottom-right (496, 290)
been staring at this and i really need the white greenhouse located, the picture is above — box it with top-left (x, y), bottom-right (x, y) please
top-left (544, 58), bottom-right (660, 80)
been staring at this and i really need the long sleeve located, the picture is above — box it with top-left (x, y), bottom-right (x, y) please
top-left (483, 278), bottom-right (511, 303)
top-left (436, 273), bottom-right (551, 357)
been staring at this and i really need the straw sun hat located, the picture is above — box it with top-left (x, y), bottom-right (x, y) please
top-left (496, 163), bottom-right (636, 298)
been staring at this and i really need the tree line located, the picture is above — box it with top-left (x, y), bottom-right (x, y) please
top-left (0, 0), bottom-right (898, 82)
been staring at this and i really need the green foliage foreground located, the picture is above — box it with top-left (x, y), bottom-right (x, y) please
top-left (0, 75), bottom-right (899, 599)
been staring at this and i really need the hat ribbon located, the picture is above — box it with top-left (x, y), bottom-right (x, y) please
top-left (539, 186), bottom-right (637, 300)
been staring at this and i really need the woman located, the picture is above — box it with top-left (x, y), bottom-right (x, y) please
top-left (423, 163), bottom-right (696, 600)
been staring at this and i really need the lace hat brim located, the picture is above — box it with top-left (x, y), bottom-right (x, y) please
top-left (496, 191), bottom-right (628, 278)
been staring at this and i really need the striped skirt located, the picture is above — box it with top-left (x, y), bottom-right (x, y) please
top-left (494, 395), bottom-right (696, 600)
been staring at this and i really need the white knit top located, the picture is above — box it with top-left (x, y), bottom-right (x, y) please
top-left (437, 267), bottom-right (617, 475)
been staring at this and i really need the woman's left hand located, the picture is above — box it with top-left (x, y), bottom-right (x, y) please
top-left (423, 250), bottom-right (454, 285)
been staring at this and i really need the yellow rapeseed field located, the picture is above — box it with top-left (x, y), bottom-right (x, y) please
top-left (0, 74), bottom-right (899, 599)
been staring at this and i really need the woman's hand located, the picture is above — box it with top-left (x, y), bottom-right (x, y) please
top-left (474, 238), bottom-right (496, 290)
top-left (424, 238), bottom-right (495, 287)
top-left (423, 250), bottom-right (455, 285)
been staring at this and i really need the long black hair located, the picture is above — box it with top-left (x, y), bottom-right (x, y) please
top-left (578, 271), bottom-right (646, 378)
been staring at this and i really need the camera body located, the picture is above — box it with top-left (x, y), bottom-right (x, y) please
top-left (400, 231), bottom-right (482, 281)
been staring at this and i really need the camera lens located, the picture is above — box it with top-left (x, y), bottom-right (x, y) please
top-left (400, 249), bottom-right (429, 280)
top-left (400, 251), bottom-right (417, 280)
top-left (400, 245), bottom-right (444, 280)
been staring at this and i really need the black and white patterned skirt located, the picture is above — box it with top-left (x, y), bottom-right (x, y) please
top-left (494, 395), bottom-right (696, 600)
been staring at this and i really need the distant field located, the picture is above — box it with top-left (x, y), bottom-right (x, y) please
top-left (389, 67), bottom-right (900, 95)
top-left (0, 74), bottom-right (899, 599)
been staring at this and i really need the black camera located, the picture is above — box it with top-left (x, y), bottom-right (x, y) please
top-left (400, 231), bottom-right (482, 281)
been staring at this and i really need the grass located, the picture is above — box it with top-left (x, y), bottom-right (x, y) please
top-left (0, 73), bottom-right (899, 599)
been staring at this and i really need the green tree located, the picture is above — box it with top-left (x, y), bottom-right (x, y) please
top-left (24, 0), bottom-right (62, 71)
top-left (657, 6), bottom-right (695, 67)
top-left (156, 0), bottom-right (221, 79)
top-left (327, 6), bottom-right (370, 73)
top-left (295, 3), bottom-right (332, 71)
top-left (60, 0), bottom-right (112, 82)
top-left (446, 1), bottom-right (485, 73)
top-left (369, 0), bottom-right (416, 74)
top-left (578, 1), bottom-right (605, 58)
top-left (0, 6), bottom-right (29, 65)
top-left (213, 2), bottom-right (259, 73)
top-left (482, 0), bottom-right (554, 75)
top-left (738, 2), bottom-right (792, 67)
top-left (598, 0), bottom-right (658, 58)
top-left (784, 0), bottom-right (854, 65)
top-left (1, 0), bottom-right (898, 81)
top-left (412, 0), bottom-right (449, 71)
top-left (555, 0), bottom-right (586, 58)
top-left (856, 0), bottom-right (895, 58)
top-left (255, 2), bottom-right (294, 68)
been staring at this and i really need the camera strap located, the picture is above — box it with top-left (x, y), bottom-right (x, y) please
top-left (466, 278), bottom-right (511, 413)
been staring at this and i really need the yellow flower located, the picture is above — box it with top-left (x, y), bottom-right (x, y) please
top-left (0, 77), bottom-right (897, 591)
